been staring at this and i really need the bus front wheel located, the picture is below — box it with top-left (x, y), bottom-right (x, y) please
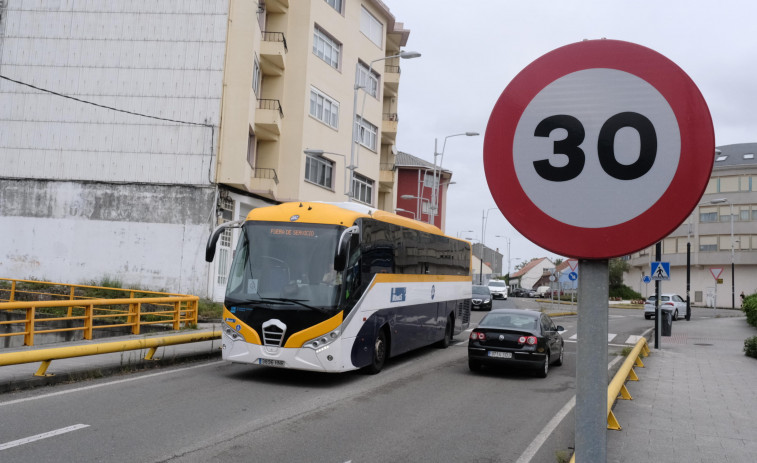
top-left (363, 329), bottom-right (388, 374)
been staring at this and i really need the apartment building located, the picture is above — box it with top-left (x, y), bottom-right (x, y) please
top-left (624, 143), bottom-right (757, 307)
top-left (0, 0), bottom-right (412, 300)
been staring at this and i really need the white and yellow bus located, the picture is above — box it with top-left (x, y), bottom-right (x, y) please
top-left (206, 201), bottom-right (472, 373)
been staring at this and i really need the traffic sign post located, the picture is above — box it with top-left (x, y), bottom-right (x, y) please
top-left (483, 39), bottom-right (714, 462)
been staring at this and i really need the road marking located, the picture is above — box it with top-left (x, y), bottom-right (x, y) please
top-left (625, 335), bottom-right (643, 344)
top-left (516, 355), bottom-right (624, 463)
top-left (0, 424), bottom-right (90, 450)
top-left (0, 362), bottom-right (217, 408)
top-left (567, 333), bottom-right (617, 342)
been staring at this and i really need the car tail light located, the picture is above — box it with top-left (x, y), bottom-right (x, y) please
top-left (518, 336), bottom-right (537, 345)
top-left (470, 331), bottom-right (485, 341)
top-left (663, 302), bottom-right (674, 306)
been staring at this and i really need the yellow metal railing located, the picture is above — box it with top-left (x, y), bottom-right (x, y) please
top-left (0, 278), bottom-right (199, 346)
top-left (0, 330), bottom-right (221, 376)
top-left (570, 337), bottom-right (651, 462)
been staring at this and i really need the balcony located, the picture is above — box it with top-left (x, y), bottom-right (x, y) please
top-left (264, 0), bottom-right (289, 14)
top-left (250, 167), bottom-right (279, 200)
top-left (381, 112), bottom-right (398, 144)
top-left (260, 31), bottom-right (287, 76)
top-left (379, 162), bottom-right (395, 189)
top-left (384, 63), bottom-right (400, 98)
top-left (254, 99), bottom-right (283, 141)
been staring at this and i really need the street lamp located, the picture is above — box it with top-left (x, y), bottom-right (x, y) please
top-left (400, 194), bottom-right (432, 223)
top-left (479, 207), bottom-right (499, 284)
top-left (395, 208), bottom-right (416, 219)
top-left (429, 132), bottom-right (479, 224)
top-left (303, 149), bottom-right (350, 199)
top-left (351, 50), bottom-right (421, 202)
top-left (709, 198), bottom-right (735, 309)
top-left (495, 234), bottom-right (512, 280)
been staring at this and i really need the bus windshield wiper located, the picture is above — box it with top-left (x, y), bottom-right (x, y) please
top-left (259, 297), bottom-right (329, 313)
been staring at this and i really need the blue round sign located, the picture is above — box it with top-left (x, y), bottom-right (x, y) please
top-left (569, 272), bottom-right (578, 281)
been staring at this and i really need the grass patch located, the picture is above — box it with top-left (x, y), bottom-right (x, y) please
top-left (198, 299), bottom-right (223, 320)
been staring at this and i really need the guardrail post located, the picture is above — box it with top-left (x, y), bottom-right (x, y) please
top-left (24, 305), bottom-right (35, 346)
top-left (10, 280), bottom-right (17, 302)
top-left (84, 304), bottom-right (93, 340)
top-left (173, 301), bottom-right (181, 330)
top-left (130, 302), bottom-right (140, 335)
top-left (67, 287), bottom-right (75, 317)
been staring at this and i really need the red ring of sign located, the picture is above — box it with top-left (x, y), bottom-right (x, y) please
top-left (484, 39), bottom-right (714, 259)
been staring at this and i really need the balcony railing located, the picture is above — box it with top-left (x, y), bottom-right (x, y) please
top-left (262, 31), bottom-right (288, 52)
top-left (258, 99), bottom-right (284, 118)
top-left (252, 167), bottom-right (279, 184)
top-left (383, 112), bottom-right (398, 122)
top-left (380, 163), bottom-right (395, 171)
top-left (385, 64), bottom-right (400, 74)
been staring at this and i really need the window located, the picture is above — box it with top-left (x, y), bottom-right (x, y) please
top-left (704, 178), bottom-right (717, 194)
top-left (719, 176), bottom-right (738, 192)
top-left (356, 61), bottom-right (380, 98)
top-left (423, 171), bottom-right (439, 189)
top-left (324, 0), bottom-right (342, 13)
top-left (352, 173), bottom-right (374, 205)
top-left (313, 26), bottom-right (341, 69)
top-left (662, 237), bottom-right (677, 254)
top-left (719, 206), bottom-right (731, 222)
top-left (355, 117), bottom-right (378, 151)
top-left (309, 87), bottom-right (339, 129)
top-left (745, 153), bottom-right (755, 160)
top-left (305, 154), bottom-right (334, 189)
top-left (699, 236), bottom-right (717, 252)
top-left (247, 131), bottom-right (256, 168)
top-left (699, 206), bottom-right (717, 223)
top-left (252, 54), bottom-right (261, 97)
top-left (360, 6), bottom-right (383, 47)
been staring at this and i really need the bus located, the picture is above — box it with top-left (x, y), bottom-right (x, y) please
top-left (205, 201), bottom-right (472, 373)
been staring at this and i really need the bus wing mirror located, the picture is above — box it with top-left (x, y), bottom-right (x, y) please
top-left (205, 219), bottom-right (244, 262)
top-left (334, 226), bottom-right (359, 271)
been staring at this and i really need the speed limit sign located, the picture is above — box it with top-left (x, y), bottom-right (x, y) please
top-left (484, 40), bottom-right (714, 259)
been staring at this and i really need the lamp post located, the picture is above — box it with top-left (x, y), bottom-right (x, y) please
top-left (429, 132), bottom-right (479, 225)
top-left (495, 234), bottom-right (512, 282)
top-left (303, 149), bottom-right (350, 199)
top-left (479, 207), bottom-right (499, 284)
top-left (709, 198), bottom-right (735, 309)
top-left (351, 50), bottom-right (420, 202)
top-left (400, 194), bottom-right (432, 223)
top-left (395, 208), bottom-right (415, 219)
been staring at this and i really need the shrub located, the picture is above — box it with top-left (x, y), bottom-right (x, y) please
top-left (743, 294), bottom-right (757, 328)
top-left (745, 336), bottom-right (757, 359)
top-left (609, 285), bottom-right (641, 300)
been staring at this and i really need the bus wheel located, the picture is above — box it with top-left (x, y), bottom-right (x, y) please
top-left (437, 316), bottom-right (453, 349)
top-left (363, 329), bottom-right (387, 374)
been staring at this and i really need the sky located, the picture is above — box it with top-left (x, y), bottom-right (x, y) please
top-left (387, 0), bottom-right (757, 269)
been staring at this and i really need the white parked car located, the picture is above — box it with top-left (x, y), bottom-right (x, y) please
top-left (644, 294), bottom-right (686, 320)
top-left (487, 280), bottom-right (508, 299)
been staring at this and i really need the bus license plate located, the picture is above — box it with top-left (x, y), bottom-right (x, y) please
top-left (488, 351), bottom-right (512, 359)
top-left (259, 358), bottom-right (285, 367)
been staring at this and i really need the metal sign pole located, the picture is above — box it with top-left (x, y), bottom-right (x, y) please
top-left (655, 242), bottom-right (661, 349)
top-left (575, 259), bottom-right (608, 462)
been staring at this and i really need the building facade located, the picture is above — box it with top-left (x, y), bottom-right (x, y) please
top-left (394, 151), bottom-right (451, 230)
top-left (623, 143), bottom-right (757, 307)
top-left (0, 0), bottom-right (413, 300)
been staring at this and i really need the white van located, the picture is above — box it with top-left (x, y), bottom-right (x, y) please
top-left (487, 280), bottom-right (508, 299)
top-left (535, 286), bottom-right (551, 298)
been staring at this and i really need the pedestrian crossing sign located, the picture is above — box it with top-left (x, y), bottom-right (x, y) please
top-left (651, 261), bottom-right (670, 280)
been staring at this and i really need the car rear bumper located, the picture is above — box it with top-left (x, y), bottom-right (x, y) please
top-left (468, 347), bottom-right (546, 369)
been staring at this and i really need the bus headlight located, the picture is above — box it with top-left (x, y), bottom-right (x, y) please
top-left (303, 328), bottom-right (341, 350)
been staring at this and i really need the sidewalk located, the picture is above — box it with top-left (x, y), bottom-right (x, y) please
top-left (0, 322), bottom-right (222, 393)
top-left (607, 312), bottom-right (757, 462)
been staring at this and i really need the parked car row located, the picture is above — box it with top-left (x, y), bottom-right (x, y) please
top-left (644, 293), bottom-right (686, 320)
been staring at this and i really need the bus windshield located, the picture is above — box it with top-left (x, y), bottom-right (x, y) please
top-left (225, 222), bottom-right (344, 314)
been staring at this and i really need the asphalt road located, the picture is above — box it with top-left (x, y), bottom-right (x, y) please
top-left (0, 299), bottom-right (663, 463)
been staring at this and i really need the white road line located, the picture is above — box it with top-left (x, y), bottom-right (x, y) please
top-left (568, 333), bottom-right (619, 342)
top-left (0, 362), bottom-right (217, 408)
top-left (516, 355), bottom-right (623, 463)
top-left (625, 335), bottom-right (643, 344)
top-left (0, 424), bottom-right (90, 450)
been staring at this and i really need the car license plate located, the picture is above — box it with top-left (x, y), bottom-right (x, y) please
top-left (258, 358), bottom-right (285, 367)
top-left (488, 351), bottom-right (512, 359)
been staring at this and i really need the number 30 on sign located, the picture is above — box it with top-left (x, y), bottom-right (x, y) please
top-left (484, 39), bottom-right (714, 259)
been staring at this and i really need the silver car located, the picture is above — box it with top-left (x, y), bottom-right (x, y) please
top-left (644, 293), bottom-right (686, 320)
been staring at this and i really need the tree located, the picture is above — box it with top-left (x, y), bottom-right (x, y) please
top-left (608, 258), bottom-right (629, 289)
top-left (553, 258), bottom-right (563, 267)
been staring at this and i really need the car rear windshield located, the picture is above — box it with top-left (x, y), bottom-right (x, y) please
top-left (480, 313), bottom-right (539, 330)
top-left (488, 281), bottom-right (505, 287)
top-left (473, 286), bottom-right (490, 295)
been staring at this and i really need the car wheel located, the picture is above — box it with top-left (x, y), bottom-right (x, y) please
top-left (644, 314), bottom-right (651, 320)
top-left (673, 310), bottom-right (678, 321)
top-left (363, 329), bottom-right (387, 374)
top-left (537, 353), bottom-right (549, 378)
top-left (468, 359), bottom-right (482, 372)
top-left (554, 344), bottom-right (564, 366)
top-left (437, 316), bottom-right (453, 349)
